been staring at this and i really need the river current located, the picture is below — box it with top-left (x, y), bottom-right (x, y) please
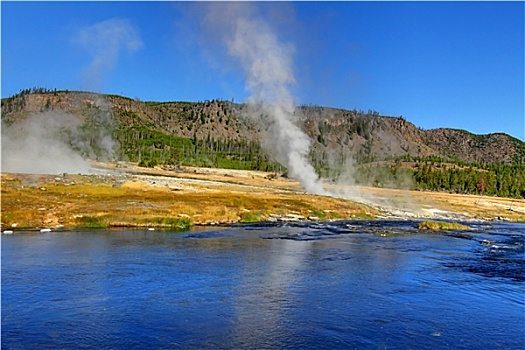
top-left (2, 220), bottom-right (524, 349)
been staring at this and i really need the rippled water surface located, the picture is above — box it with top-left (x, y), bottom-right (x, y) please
top-left (2, 220), bottom-right (524, 349)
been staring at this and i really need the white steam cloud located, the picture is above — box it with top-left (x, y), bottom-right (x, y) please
top-left (199, 3), bottom-right (326, 194)
top-left (2, 111), bottom-right (92, 174)
top-left (76, 18), bottom-right (142, 88)
top-left (1, 95), bottom-right (119, 175)
top-left (2, 18), bottom-right (138, 175)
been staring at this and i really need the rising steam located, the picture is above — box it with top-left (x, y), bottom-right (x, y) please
top-left (75, 18), bottom-right (142, 89)
top-left (1, 18), bottom-right (141, 175)
top-left (199, 3), bottom-right (326, 194)
top-left (193, 4), bottom-right (399, 208)
top-left (2, 111), bottom-right (92, 174)
top-left (1, 94), bottom-right (118, 175)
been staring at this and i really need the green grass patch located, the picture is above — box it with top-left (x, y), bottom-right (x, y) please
top-left (240, 211), bottom-right (265, 223)
top-left (310, 209), bottom-right (327, 219)
top-left (418, 220), bottom-right (471, 231)
top-left (149, 217), bottom-right (193, 230)
top-left (75, 215), bottom-right (110, 229)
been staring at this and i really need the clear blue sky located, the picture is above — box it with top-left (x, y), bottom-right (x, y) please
top-left (2, 1), bottom-right (523, 140)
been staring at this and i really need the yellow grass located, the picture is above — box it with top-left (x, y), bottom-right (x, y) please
top-left (0, 172), bottom-right (374, 230)
top-left (2, 164), bottom-right (524, 231)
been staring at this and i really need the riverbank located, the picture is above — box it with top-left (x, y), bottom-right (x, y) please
top-left (2, 162), bottom-right (524, 231)
top-left (0, 167), bottom-right (375, 231)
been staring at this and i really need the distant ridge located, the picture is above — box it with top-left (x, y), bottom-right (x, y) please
top-left (3, 89), bottom-right (523, 166)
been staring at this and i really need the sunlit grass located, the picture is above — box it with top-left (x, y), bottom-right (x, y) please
top-left (75, 215), bottom-right (110, 229)
top-left (240, 211), bottom-right (265, 223)
top-left (418, 220), bottom-right (471, 231)
top-left (3, 169), bottom-right (525, 231)
top-left (1, 173), bottom-right (376, 229)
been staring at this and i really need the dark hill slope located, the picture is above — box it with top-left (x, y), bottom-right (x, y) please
top-left (2, 90), bottom-right (524, 166)
top-left (423, 128), bottom-right (524, 164)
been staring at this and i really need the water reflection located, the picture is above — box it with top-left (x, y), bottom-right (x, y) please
top-left (230, 238), bottom-right (310, 347)
top-left (2, 221), bottom-right (524, 349)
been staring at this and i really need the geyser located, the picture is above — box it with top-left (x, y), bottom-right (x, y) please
top-left (1, 110), bottom-right (92, 174)
top-left (1, 95), bottom-right (118, 175)
top-left (200, 2), bottom-right (326, 195)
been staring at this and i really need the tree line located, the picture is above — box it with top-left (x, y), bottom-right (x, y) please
top-left (115, 123), bottom-right (525, 199)
top-left (411, 161), bottom-right (524, 198)
top-left (351, 158), bottom-right (525, 199)
top-left (115, 125), bottom-right (285, 173)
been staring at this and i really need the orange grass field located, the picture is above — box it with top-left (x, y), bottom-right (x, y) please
top-left (1, 164), bottom-right (524, 231)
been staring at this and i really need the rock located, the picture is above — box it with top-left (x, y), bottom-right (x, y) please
top-left (279, 216), bottom-right (299, 222)
top-left (40, 228), bottom-right (52, 233)
top-left (308, 216), bottom-right (320, 221)
top-left (286, 214), bottom-right (305, 220)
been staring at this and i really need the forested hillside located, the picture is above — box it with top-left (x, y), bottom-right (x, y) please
top-left (2, 88), bottom-right (524, 198)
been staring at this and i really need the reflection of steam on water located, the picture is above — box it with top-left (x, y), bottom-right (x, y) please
top-left (232, 237), bottom-right (311, 345)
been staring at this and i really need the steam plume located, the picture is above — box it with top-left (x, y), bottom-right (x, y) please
top-left (2, 111), bottom-right (92, 174)
top-left (1, 94), bottom-right (118, 175)
top-left (2, 17), bottom-right (137, 175)
top-left (76, 18), bottom-right (142, 88)
top-left (200, 3), bottom-right (325, 194)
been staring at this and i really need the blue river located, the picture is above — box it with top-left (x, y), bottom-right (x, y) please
top-left (2, 220), bottom-right (524, 349)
